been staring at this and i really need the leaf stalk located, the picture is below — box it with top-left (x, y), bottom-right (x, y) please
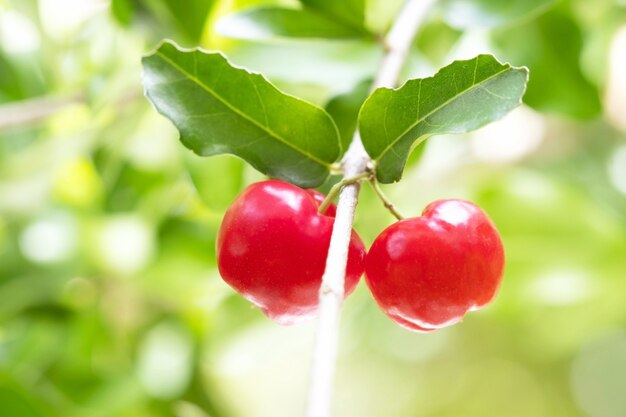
top-left (369, 179), bottom-right (405, 221)
top-left (317, 172), bottom-right (372, 215)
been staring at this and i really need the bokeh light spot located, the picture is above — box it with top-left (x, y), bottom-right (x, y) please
top-left (96, 216), bottom-right (154, 275)
top-left (137, 323), bottom-right (192, 399)
top-left (527, 268), bottom-right (597, 306)
top-left (19, 216), bottom-right (76, 264)
top-left (0, 10), bottom-right (40, 53)
top-left (607, 145), bottom-right (626, 195)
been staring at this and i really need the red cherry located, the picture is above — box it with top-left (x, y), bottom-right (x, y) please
top-left (216, 180), bottom-right (366, 324)
top-left (365, 199), bottom-right (505, 332)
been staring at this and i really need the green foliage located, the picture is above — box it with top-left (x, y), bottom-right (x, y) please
top-left (441, 0), bottom-right (555, 28)
top-left (216, 6), bottom-right (367, 41)
top-left (299, 0), bottom-right (367, 32)
top-left (186, 154), bottom-right (246, 211)
top-left (142, 41), bottom-right (341, 188)
top-left (414, 19), bottom-right (462, 66)
top-left (222, 41), bottom-right (381, 99)
top-left (492, 7), bottom-right (602, 119)
top-left (365, 0), bottom-right (405, 33)
top-left (111, 0), bottom-right (215, 43)
top-left (0, 52), bottom-right (46, 102)
top-left (1, 0), bottom-right (626, 416)
top-left (159, 0), bottom-right (215, 41)
top-left (111, 0), bottom-right (134, 26)
top-left (325, 79), bottom-right (372, 150)
top-left (0, 376), bottom-right (49, 417)
top-left (359, 55), bottom-right (528, 183)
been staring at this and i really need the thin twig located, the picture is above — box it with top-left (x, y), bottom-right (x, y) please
top-left (317, 173), bottom-right (372, 215)
top-left (305, 1), bottom-right (437, 416)
top-left (369, 179), bottom-right (405, 221)
top-left (0, 89), bottom-right (142, 132)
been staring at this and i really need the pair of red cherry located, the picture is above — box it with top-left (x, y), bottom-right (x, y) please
top-left (217, 180), bottom-right (504, 332)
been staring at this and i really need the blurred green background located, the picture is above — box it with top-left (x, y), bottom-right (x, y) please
top-left (1, 0), bottom-right (626, 416)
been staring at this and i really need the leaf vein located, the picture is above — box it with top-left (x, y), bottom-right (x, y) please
top-left (472, 57), bottom-right (478, 84)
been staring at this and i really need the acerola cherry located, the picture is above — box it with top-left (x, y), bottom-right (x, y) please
top-left (365, 199), bottom-right (505, 332)
top-left (216, 180), bottom-right (365, 324)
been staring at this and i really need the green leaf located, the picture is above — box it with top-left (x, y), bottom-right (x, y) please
top-left (114, 0), bottom-right (215, 43)
top-left (365, 0), bottom-right (405, 33)
top-left (440, 0), bottom-right (555, 29)
top-left (325, 79), bottom-right (371, 151)
top-left (414, 19), bottom-right (462, 66)
top-left (185, 154), bottom-right (245, 211)
top-left (492, 9), bottom-right (602, 119)
top-left (0, 374), bottom-right (51, 417)
top-left (0, 53), bottom-right (46, 103)
top-left (299, 0), bottom-right (367, 32)
top-left (224, 41), bottom-right (381, 95)
top-left (216, 7), bottom-right (367, 41)
top-left (359, 55), bottom-right (529, 183)
top-left (111, 0), bottom-right (134, 26)
top-left (160, 0), bottom-right (213, 41)
top-left (0, 54), bottom-right (24, 102)
top-left (142, 41), bottom-right (341, 188)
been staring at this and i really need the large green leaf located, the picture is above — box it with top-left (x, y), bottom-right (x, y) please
top-left (216, 7), bottom-right (366, 41)
top-left (492, 8), bottom-right (602, 119)
top-left (359, 55), bottom-right (529, 183)
top-left (142, 41), bottom-right (341, 188)
top-left (299, 0), bottom-right (367, 32)
top-left (440, 0), bottom-right (555, 28)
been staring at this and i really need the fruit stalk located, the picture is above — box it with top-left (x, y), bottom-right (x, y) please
top-left (305, 1), bottom-right (438, 416)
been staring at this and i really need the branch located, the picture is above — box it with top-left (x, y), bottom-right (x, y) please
top-left (0, 93), bottom-right (84, 132)
top-left (0, 89), bottom-right (141, 132)
top-left (305, 1), bottom-right (437, 416)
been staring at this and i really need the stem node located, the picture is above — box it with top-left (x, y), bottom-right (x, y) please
top-left (317, 172), bottom-right (372, 215)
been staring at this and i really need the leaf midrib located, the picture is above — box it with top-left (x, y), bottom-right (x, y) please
top-left (155, 49), bottom-right (331, 168)
top-left (373, 63), bottom-right (517, 161)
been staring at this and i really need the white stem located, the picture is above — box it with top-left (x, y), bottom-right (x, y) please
top-left (305, 1), bottom-right (437, 416)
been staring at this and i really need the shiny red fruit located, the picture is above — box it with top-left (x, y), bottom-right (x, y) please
top-left (217, 180), bottom-right (365, 324)
top-left (365, 199), bottom-right (505, 332)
